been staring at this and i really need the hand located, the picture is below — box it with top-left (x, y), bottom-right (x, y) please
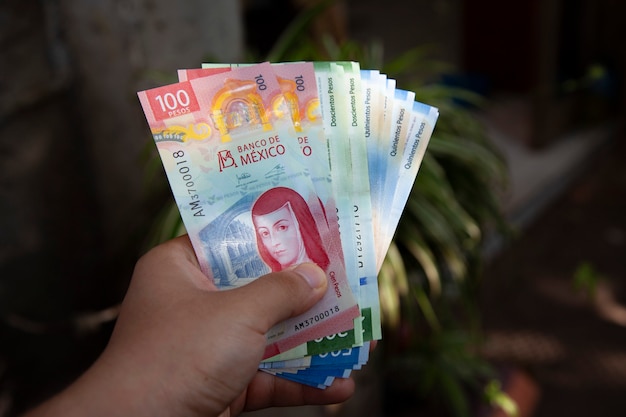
top-left (24, 235), bottom-right (354, 417)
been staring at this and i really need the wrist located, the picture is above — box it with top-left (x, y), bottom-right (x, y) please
top-left (22, 349), bottom-right (173, 417)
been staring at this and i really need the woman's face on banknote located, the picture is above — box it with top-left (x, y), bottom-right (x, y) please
top-left (253, 204), bottom-right (302, 268)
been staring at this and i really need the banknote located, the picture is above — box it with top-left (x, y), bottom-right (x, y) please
top-left (259, 325), bottom-right (364, 363)
top-left (188, 61), bottom-right (375, 364)
top-left (379, 101), bottom-right (439, 256)
top-left (182, 63), bottom-right (363, 362)
top-left (379, 88), bottom-right (416, 219)
top-left (190, 62), bottom-right (340, 254)
top-left (266, 370), bottom-right (336, 389)
top-left (265, 366), bottom-right (352, 389)
top-left (360, 69), bottom-right (386, 251)
top-left (140, 60), bottom-right (439, 388)
top-left (334, 61), bottom-right (381, 343)
top-left (258, 343), bottom-right (369, 370)
top-left (312, 62), bottom-right (360, 297)
top-left (137, 62), bottom-right (359, 359)
top-left (261, 62), bottom-right (387, 366)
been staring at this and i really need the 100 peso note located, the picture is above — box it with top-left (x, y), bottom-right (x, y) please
top-left (137, 62), bottom-right (359, 359)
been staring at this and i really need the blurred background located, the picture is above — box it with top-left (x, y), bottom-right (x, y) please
top-left (0, 0), bottom-right (624, 416)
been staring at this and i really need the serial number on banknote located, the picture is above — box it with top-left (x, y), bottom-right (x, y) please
top-left (172, 150), bottom-right (204, 217)
top-left (294, 305), bottom-right (341, 331)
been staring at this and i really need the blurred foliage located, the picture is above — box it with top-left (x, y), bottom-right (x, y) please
top-left (484, 379), bottom-right (519, 417)
top-left (572, 261), bottom-right (604, 300)
top-left (145, 2), bottom-right (514, 416)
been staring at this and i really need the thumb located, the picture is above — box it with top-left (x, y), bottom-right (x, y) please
top-left (227, 263), bottom-right (328, 333)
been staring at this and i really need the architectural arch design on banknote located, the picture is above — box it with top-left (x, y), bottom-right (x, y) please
top-left (199, 192), bottom-right (268, 286)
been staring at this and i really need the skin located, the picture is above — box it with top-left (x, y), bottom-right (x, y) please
top-left (23, 235), bottom-right (355, 417)
top-left (253, 204), bottom-right (305, 269)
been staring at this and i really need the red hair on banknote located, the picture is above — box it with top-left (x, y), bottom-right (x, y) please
top-left (252, 187), bottom-right (330, 272)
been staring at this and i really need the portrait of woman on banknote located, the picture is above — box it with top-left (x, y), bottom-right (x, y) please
top-left (252, 187), bottom-right (330, 272)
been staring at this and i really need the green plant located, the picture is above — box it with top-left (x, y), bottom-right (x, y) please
top-left (376, 59), bottom-right (511, 415)
top-left (573, 261), bottom-right (604, 299)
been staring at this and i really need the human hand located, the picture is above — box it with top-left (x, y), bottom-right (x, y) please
top-left (25, 235), bottom-right (354, 417)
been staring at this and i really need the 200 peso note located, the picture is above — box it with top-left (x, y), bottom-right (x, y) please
top-left (137, 62), bottom-right (359, 359)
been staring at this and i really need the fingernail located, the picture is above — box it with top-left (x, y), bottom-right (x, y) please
top-left (293, 263), bottom-right (326, 289)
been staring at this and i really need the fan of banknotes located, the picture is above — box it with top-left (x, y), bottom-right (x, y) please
top-left (137, 61), bottom-right (438, 388)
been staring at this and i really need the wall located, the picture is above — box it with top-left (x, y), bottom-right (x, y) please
top-left (0, 1), bottom-right (243, 414)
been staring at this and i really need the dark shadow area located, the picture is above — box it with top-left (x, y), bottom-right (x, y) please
top-left (480, 129), bottom-right (626, 417)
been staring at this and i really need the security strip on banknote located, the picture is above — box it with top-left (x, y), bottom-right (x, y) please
top-left (137, 60), bottom-right (439, 389)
